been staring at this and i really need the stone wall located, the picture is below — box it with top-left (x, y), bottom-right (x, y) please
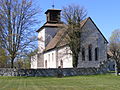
top-left (0, 68), bottom-right (17, 76)
top-left (0, 65), bottom-right (108, 77)
top-left (17, 68), bottom-right (97, 77)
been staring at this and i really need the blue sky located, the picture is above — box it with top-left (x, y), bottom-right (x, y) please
top-left (34, 0), bottom-right (120, 41)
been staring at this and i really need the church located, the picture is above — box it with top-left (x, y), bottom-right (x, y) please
top-left (31, 9), bottom-right (108, 69)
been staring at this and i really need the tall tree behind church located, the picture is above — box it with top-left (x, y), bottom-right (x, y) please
top-left (109, 29), bottom-right (120, 75)
top-left (0, 0), bottom-right (39, 68)
top-left (62, 5), bottom-right (87, 67)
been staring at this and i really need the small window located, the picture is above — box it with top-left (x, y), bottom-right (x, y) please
top-left (95, 47), bottom-right (99, 61)
top-left (88, 44), bottom-right (92, 61)
top-left (82, 48), bottom-right (85, 61)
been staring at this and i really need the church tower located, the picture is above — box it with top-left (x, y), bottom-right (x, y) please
top-left (37, 9), bottom-right (63, 53)
top-left (45, 9), bottom-right (61, 23)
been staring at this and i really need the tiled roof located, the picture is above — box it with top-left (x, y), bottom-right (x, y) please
top-left (36, 22), bottom-right (64, 32)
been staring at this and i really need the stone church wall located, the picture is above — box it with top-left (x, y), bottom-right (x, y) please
top-left (78, 19), bottom-right (107, 68)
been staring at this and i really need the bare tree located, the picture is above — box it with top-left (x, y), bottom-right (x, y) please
top-left (0, 0), bottom-right (40, 68)
top-left (62, 5), bottom-right (87, 67)
top-left (109, 29), bottom-right (120, 75)
top-left (0, 48), bottom-right (8, 68)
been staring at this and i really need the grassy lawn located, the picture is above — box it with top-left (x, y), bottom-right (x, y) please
top-left (0, 74), bottom-right (120, 90)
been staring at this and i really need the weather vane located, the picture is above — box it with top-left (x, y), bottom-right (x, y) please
top-left (52, 0), bottom-right (55, 9)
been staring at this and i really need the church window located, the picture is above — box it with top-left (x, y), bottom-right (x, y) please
top-left (88, 44), bottom-right (92, 61)
top-left (95, 47), bottom-right (99, 61)
top-left (82, 47), bottom-right (85, 61)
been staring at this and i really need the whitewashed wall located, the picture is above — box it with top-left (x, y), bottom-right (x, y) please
top-left (43, 46), bottom-right (73, 68)
top-left (38, 28), bottom-right (45, 53)
top-left (44, 50), bottom-right (57, 68)
top-left (31, 55), bottom-right (37, 69)
top-left (57, 46), bottom-right (73, 68)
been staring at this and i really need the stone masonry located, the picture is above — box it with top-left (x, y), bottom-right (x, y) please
top-left (78, 18), bottom-right (107, 68)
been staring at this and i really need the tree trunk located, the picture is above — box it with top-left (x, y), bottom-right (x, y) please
top-left (73, 55), bottom-right (78, 67)
top-left (115, 61), bottom-right (119, 76)
top-left (11, 58), bottom-right (14, 68)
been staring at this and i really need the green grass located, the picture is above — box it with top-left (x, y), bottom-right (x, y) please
top-left (0, 74), bottom-right (120, 90)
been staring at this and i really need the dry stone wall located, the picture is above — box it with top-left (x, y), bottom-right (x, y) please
top-left (0, 65), bottom-right (109, 77)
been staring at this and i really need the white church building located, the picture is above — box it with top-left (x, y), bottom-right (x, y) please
top-left (31, 9), bottom-right (108, 69)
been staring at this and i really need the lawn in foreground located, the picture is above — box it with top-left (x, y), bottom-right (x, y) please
top-left (0, 74), bottom-right (120, 90)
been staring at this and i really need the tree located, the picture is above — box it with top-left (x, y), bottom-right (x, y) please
top-left (109, 29), bottom-right (120, 75)
top-left (0, 48), bottom-right (8, 68)
top-left (0, 0), bottom-right (39, 68)
top-left (62, 5), bottom-right (87, 67)
top-left (14, 58), bottom-right (30, 69)
top-left (0, 39), bottom-right (8, 68)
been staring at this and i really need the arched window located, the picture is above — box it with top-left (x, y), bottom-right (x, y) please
top-left (95, 47), bottom-right (99, 61)
top-left (82, 48), bottom-right (85, 61)
top-left (60, 60), bottom-right (63, 68)
top-left (88, 44), bottom-right (92, 61)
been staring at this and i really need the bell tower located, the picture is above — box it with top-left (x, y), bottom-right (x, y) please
top-left (45, 9), bottom-right (61, 23)
top-left (37, 9), bottom-right (63, 53)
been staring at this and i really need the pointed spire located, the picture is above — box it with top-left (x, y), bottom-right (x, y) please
top-left (52, 0), bottom-right (55, 9)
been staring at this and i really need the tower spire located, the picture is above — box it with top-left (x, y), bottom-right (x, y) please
top-left (52, 0), bottom-right (55, 9)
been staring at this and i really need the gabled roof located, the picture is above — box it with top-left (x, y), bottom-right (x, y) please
top-left (44, 17), bottom-right (108, 52)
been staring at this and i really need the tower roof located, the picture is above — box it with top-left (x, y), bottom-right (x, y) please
top-left (45, 9), bottom-right (61, 14)
top-left (37, 9), bottom-right (63, 32)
